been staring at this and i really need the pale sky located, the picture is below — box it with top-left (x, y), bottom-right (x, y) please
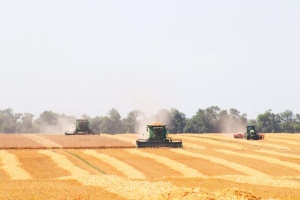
top-left (1, 0), bottom-right (299, 119)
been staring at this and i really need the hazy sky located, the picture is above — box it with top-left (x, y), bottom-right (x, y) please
top-left (1, 0), bottom-right (299, 119)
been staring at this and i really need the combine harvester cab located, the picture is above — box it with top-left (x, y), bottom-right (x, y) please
top-left (233, 126), bottom-right (264, 140)
top-left (65, 119), bottom-right (95, 135)
top-left (136, 122), bottom-right (183, 148)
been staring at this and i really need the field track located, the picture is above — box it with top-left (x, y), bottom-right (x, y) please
top-left (0, 133), bottom-right (300, 199)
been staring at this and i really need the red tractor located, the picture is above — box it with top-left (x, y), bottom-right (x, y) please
top-left (233, 126), bottom-right (265, 140)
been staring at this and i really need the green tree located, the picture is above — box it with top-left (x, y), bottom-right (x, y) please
top-left (279, 110), bottom-right (294, 133)
top-left (108, 108), bottom-right (123, 133)
top-left (247, 119), bottom-right (257, 127)
top-left (19, 113), bottom-right (34, 133)
top-left (228, 108), bottom-right (247, 132)
top-left (184, 114), bottom-right (202, 133)
top-left (217, 110), bottom-right (230, 132)
top-left (257, 110), bottom-right (281, 133)
top-left (122, 110), bottom-right (143, 133)
top-left (184, 106), bottom-right (220, 133)
top-left (90, 116), bottom-right (103, 133)
top-left (32, 111), bottom-right (75, 133)
top-left (168, 108), bottom-right (187, 133)
top-left (292, 114), bottom-right (300, 132)
top-left (100, 116), bottom-right (113, 133)
top-left (32, 111), bottom-right (58, 133)
top-left (0, 108), bottom-right (22, 133)
top-left (40, 111), bottom-right (58, 125)
top-left (204, 106), bottom-right (221, 132)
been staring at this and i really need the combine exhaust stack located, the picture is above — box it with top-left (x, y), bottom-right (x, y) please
top-left (136, 122), bottom-right (183, 148)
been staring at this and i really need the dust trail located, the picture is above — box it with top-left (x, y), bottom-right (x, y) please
top-left (83, 150), bottom-right (146, 179)
top-left (170, 149), bottom-right (270, 178)
top-left (38, 115), bottom-right (75, 134)
top-left (135, 109), bottom-right (172, 139)
top-left (125, 149), bottom-right (204, 178)
top-left (0, 150), bottom-right (32, 180)
top-left (218, 116), bottom-right (246, 133)
top-left (22, 134), bottom-right (62, 148)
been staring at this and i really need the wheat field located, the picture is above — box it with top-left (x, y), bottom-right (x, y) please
top-left (0, 133), bottom-right (300, 199)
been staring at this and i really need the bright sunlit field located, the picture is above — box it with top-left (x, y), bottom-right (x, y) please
top-left (0, 133), bottom-right (300, 199)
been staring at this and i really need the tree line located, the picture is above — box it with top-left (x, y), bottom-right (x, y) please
top-left (1, 107), bottom-right (300, 134)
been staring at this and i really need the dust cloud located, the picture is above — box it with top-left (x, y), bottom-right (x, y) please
top-left (39, 116), bottom-right (75, 134)
top-left (218, 118), bottom-right (246, 137)
top-left (135, 110), bottom-right (171, 139)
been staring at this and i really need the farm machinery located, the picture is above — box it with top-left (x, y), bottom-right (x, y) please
top-left (136, 122), bottom-right (183, 148)
top-left (65, 119), bottom-right (95, 135)
top-left (233, 126), bottom-right (265, 140)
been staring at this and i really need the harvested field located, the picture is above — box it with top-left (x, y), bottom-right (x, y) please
top-left (44, 134), bottom-right (135, 148)
top-left (0, 179), bottom-right (124, 200)
top-left (0, 134), bottom-right (44, 149)
top-left (83, 149), bottom-right (146, 179)
top-left (0, 134), bottom-right (135, 149)
top-left (0, 133), bottom-right (300, 199)
top-left (95, 149), bottom-right (183, 178)
top-left (125, 149), bottom-right (204, 178)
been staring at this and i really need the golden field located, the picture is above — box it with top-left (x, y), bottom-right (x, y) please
top-left (0, 133), bottom-right (300, 200)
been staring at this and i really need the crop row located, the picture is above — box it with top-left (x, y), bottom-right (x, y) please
top-left (0, 133), bottom-right (300, 199)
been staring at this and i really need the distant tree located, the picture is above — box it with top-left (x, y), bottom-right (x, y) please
top-left (32, 111), bottom-right (75, 133)
top-left (228, 108), bottom-right (247, 132)
top-left (292, 114), bottom-right (300, 132)
top-left (247, 119), bottom-right (257, 127)
top-left (294, 114), bottom-right (300, 123)
top-left (257, 110), bottom-right (281, 133)
top-left (184, 114), bottom-right (201, 133)
top-left (90, 116), bottom-right (103, 133)
top-left (217, 110), bottom-right (230, 132)
top-left (100, 116), bottom-right (113, 133)
top-left (32, 111), bottom-right (57, 133)
top-left (19, 113), bottom-right (34, 133)
top-left (40, 111), bottom-right (58, 125)
top-left (108, 108), bottom-right (123, 133)
top-left (168, 108), bottom-right (187, 133)
top-left (204, 106), bottom-right (221, 132)
top-left (279, 110), bottom-right (294, 133)
top-left (184, 106), bottom-right (220, 133)
top-left (122, 110), bottom-right (143, 133)
top-left (0, 108), bottom-right (22, 133)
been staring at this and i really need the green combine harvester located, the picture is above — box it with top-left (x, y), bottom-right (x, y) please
top-left (233, 125), bottom-right (265, 140)
top-left (65, 119), bottom-right (94, 135)
top-left (136, 122), bottom-right (183, 148)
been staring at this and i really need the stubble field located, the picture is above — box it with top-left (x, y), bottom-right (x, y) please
top-left (0, 133), bottom-right (300, 200)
